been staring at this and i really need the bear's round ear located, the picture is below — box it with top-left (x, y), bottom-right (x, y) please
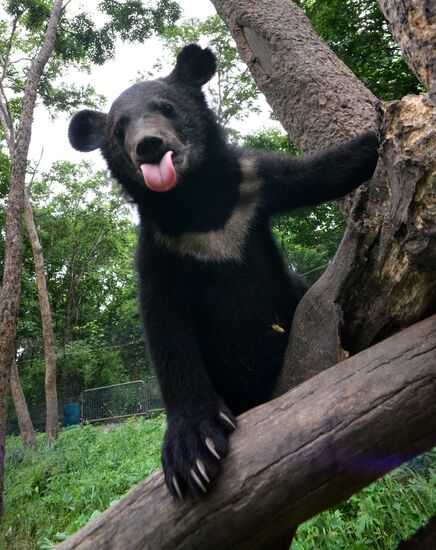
top-left (169, 44), bottom-right (216, 87)
top-left (68, 109), bottom-right (107, 152)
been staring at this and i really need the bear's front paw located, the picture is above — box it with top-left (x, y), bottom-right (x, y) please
top-left (162, 402), bottom-right (236, 499)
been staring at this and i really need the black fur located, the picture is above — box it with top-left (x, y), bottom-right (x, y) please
top-left (68, 44), bottom-right (379, 499)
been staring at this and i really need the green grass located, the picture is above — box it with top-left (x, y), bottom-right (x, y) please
top-left (1, 419), bottom-right (434, 549)
top-left (1, 416), bottom-right (166, 549)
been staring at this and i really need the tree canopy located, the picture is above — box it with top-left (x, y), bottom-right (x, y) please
top-left (0, 0), bottom-right (181, 117)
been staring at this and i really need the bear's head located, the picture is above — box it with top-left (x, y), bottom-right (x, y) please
top-left (68, 44), bottom-right (219, 199)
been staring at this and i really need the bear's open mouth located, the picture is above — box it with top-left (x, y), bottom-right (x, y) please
top-left (140, 150), bottom-right (177, 192)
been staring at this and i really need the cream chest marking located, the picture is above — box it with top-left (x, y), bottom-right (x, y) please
top-left (154, 158), bottom-right (260, 262)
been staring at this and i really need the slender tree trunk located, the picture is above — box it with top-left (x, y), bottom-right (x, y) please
top-left (23, 190), bottom-right (58, 444)
top-left (210, 0), bottom-right (436, 392)
top-left (10, 358), bottom-right (37, 450)
top-left (0, 0), bottom-right (63, 519)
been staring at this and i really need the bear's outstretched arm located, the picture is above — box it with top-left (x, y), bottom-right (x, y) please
top-left (138, 270), bottom-right (236, 498)
top-left (256, 131), bottom-right (379, 216)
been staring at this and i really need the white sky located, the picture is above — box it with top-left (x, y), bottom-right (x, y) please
top-left (28, 0), bottom-right (275, 173)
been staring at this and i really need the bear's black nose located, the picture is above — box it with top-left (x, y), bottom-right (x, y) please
top-left (136, 135), bottom-right (164, 158)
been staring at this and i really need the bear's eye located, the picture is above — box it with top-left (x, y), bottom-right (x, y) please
top-left (160, 103), bottom-right (175, 116)
top-left (114, 124), bottom-right (124, 141)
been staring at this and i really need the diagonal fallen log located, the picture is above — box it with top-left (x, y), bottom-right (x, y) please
top-left (57, 315), bottom-right (436, 550)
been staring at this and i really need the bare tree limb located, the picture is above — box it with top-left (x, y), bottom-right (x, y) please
top-left (57, 315), bottom-right (436, 550)
top-left (1, 15), bottom-right (19, 83)
top-left (0, 100), bottom-right (13, 151)
top-left (0, 15), bottom-right (20, 150)
top-left (27, 147), bottom-right (45, 191)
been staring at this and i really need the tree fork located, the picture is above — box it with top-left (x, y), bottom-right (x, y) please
top-left (57, 315), bottom-right (436, 550)
top-left (277, 92), bottom-right (436, 390)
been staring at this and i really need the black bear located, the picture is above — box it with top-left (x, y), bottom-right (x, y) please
top-left (69, 44), bottom-right (379, 498)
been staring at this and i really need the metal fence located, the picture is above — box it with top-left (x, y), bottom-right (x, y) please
top-left (81, 378), bottom-right (164, 423)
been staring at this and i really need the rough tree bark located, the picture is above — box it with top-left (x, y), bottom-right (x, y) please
top-left (10, 358), bottom-right (37, 450)
top-left (0, 0), bottom-right (63, 518)
top-left (209, 0), bottom-right (436, 392)
top-left (23, 190), bottom-right (58, 444)
top-left (377, 0), bottom-right (436, 107)
top-left (57, 316), bottom-right (436, 550)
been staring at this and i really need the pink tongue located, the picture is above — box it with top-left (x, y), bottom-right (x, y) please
top-left (140, 151), bottom-right (177, 192)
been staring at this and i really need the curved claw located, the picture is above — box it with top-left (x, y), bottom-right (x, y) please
top-left (196, 458), bottom-right (210, 483)
top-left (219, 411), bottom-right (236, 430)
top-left (205, 437), bottom-right (221, 460)
top-left (172, 476), bottom-right (183, 499)
top-left (190, 468), bottom-right (207, 493)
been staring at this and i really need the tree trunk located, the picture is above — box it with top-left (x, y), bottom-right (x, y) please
top-left (209, 0), bottom-right (436, 393)
top-left (0, 0), bottom-right (63, 519)
top-left (23, 190), bottom-right (58, 444)
top-left (377, 0), bottom-right (436, 107)
top-left (211, 0), bottom-right (378, 154)
top-left (10, 358), bottom-right (37, 450)
top-left (56, 315), bottom-right (436, 550)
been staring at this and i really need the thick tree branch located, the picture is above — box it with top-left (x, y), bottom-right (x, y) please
top-left (57, 316), bottom-right (436, 550)
top-left (377, 1), bottom-right (436, 106)
top-left (211, 0), bottom-right (377, 155)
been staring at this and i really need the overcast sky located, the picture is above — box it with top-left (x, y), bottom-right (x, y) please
top-left (28, 0), bottom-right (273, 173)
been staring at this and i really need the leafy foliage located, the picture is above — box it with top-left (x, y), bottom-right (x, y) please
top-left (12, 162), bottom-right (150, 411)
top-left (294, 0), bottom-right (420, 100)
top-left (1, 423), bottom-right (434, 549)
top-left (243, 128), bottom-right (300, 156)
